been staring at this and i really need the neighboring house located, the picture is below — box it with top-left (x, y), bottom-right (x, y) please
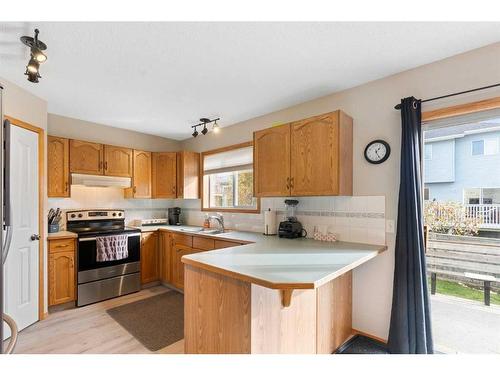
top-left (424, 120), bottom-right (500, 205)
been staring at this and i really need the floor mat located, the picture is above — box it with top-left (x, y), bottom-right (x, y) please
top-left (107, 291), bottom-right (184, 352)
top-left (336, 335), bottom-right (389, 354)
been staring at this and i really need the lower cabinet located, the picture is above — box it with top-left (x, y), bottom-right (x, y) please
top-left (48, 239), bottom-right (76, 306)
top-left (159, 231), bottom-right (172, 283)
top-left (172, 244), bottom-right (193, 290)
top-left (141, 232), bottom-right (159, 284)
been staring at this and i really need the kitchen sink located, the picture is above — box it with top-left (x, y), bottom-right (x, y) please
top-left (179, 227), bottom-right (224, 235)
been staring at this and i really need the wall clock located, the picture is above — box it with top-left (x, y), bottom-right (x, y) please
top-left (364, 140), bottom-right (391, 164)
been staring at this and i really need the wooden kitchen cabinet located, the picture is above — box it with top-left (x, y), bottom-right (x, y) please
top-left (290, 111), bottom-right (352, 196)
top-left (152, 152), bottom-right (177, 198)
top-left (48, 238), bottom-right (76, 306)
top-left (47, 136), bottom-right (70, 197)
top-left (172, 243), bottom-right (203, 290)
top-left (141, 232), bottom-right (159, 284)
top-left (159, 231), bottom-right (173, 283)
top-left (70, 139), bottom-right (104, 175)
top-left (253, 124), bottom-right (291, 197)
top-left (176, 151), bottom-right (199, 199)
top-left (253, 110), bottom-right (352, 197)
top-left (104, 145), bottom-right (133, 177)
top-left (125, 150), bottom-right (152, 198)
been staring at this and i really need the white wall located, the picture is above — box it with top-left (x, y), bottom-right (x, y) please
top-left (181, 42), bottom-right (500, 339)
top-left (1, 76), bottom-right (49, 314)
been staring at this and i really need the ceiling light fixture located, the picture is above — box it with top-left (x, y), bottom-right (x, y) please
top-left (20, 28), bottom-right (48, 83)
top-left (190, 117), bottom-right (221, 138)
top-left (212, 119), bottom-right (220, 133)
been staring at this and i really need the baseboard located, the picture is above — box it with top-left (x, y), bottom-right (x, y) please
top-left (351, 329), bottom-right (388, 344)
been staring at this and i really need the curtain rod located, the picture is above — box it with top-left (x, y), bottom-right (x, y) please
top-left (394, 83), bottom-right (500, 110)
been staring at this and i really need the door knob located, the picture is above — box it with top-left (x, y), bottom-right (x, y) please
top-left (31, 234), bottom-right (40, 241)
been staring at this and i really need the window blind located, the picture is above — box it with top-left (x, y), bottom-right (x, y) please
top-left (203, 146), bottom-right (253, 175)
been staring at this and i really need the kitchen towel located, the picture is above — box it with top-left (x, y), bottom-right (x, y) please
top-left (96, 234), bottom-right (128, 262)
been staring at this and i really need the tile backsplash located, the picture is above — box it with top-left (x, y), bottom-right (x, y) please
top-left (180, 196), bottom-right (386, 246)
top-left (49, 188), bottom-right (385, 246)
top-left (48, 185), bottom-right (178, 229)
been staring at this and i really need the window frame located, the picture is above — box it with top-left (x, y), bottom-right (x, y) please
top-left (200, 141), bottom-right (260, 214)
top-left (471, 139), bottom-right (484, 156)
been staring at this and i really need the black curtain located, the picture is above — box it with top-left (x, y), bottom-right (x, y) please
top-left (387, 97), bottom-right (434, 354)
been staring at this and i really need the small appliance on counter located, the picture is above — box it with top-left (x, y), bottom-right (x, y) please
top-left (278, 199), bottom-right (306, 238)
top-left (139, 218), bottom-right (168, 226)
top-left (168, 207), bottom-right (182, 225)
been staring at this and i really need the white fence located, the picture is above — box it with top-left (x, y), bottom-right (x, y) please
top-left (465, 204), bottom-right (500, 228)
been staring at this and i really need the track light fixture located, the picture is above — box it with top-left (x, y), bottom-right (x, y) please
top-left (20, 29), bottom-right (48, 83)
top-left (191, 117), bottom-right (221, 138)
top-left (212, 119), bottom-right (220, 133)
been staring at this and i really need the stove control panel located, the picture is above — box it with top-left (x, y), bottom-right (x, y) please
top-left (67, 210), bottom-right (125, 221)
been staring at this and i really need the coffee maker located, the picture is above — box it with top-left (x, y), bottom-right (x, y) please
top-left (168, 207), bottom-right (181, 225)
top-left (278, 199), bottom-right (305, 238)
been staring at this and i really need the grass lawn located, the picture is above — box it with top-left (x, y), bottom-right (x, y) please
top-left (428, 278), bottom-right (500, 305)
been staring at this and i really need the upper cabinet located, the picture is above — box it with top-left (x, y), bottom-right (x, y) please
top-left (254, 110), bottom-right (353, 197)
top-left (70, 140), bottom-right (104, 175)
top-left (253, 124), bottom-right (291, 197)
top-left (152, 152), bottom-right (177, 199)
top-left (104, 145), bottom-right (133, 177)
top-left (125, 150), bottom-right (152, 199)
top-left (48, 136), bottom-right (70, 197)
top-left (176, 151), bottom-right (200, 199)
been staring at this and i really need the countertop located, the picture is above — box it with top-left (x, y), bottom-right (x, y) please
top-left (57, 224), bottom-right (387, 290)
top-left (181, 232), bottom-right (386, 290)
top-left (47, 230), bottom-right (78, 240)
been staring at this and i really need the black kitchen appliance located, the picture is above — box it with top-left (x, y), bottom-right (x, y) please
top-left (66, 209), bottom-right (141, 307)
top-left (278, 199), bottom-right (305, 238)
top-left (168, 207), bottom-right (181, 225)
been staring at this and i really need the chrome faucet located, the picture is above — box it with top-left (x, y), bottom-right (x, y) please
top-left (208, 213), bottom-right (225, 232)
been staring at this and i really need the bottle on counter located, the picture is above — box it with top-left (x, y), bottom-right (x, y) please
top-left (203, 214), bottom-right (210, 228)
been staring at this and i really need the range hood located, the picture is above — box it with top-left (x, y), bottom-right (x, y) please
top-left (71, 173), bottom-right (131, 188)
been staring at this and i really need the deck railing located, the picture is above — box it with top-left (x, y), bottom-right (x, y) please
top-left (465, 204), bottom-right (500, 228)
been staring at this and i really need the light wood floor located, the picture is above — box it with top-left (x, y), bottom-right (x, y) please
top-left (14, 285), bottom-right (184, 354)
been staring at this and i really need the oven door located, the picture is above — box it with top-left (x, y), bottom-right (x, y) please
top-left (77, 232), bottom-right (141, 280)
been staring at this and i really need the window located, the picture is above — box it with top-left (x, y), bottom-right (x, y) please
top-left (424, 144), bottom-right (433, 160)
top-left (201, 142), bottom-right (259, 213)
top-left (471, 140), bottom-right (484, 156)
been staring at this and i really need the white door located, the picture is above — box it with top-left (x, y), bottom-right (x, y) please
top-left (3, 125), bottom-right (39, 336)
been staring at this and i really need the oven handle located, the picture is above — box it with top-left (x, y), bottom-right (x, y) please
top-left (78, 232), bottom-right (141, 242)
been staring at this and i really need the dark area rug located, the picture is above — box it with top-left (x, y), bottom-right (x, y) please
top-left (107, 291), bottom-right (184, 351)
top-left (336, 335), bottom-right (389, 354)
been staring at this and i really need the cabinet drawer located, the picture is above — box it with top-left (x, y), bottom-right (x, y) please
top-left (172, 233), bottom-right (193, 247)
top-left (49, 238), bottom-right (75, 253)
top-left (214, 240), bottom-right (242, 249)
top-left (193, 236), bottom-right (215, 251)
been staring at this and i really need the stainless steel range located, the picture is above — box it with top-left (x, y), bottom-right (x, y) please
top-left (66, 209), bottom-right (141, 306)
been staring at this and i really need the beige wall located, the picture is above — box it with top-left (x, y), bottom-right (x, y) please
top-left (1, 76), bottom-right (49, 315)
top-left (181, 42), bottom-right (500, 339)
top-left (48, 113), bottom-right (181, 152)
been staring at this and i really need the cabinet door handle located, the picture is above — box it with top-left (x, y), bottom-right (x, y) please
top-left (286, 177), bottom-right (290, 190)
top-left (133, 186), bottom-right (137, 194)
top-left (104, 161), bottom-right (108, 170)
top-left (99, 161), bottom-right (103, 170)
top-left (290, 177), bottom-right (294, 189)
top-left (64, 182), bottom-right (68, 192)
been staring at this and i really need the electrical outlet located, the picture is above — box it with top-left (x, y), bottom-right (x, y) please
top-left (386, 220), bottom-right (395, 234)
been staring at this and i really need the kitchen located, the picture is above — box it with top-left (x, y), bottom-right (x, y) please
top-left (1, 17), bottom-right (500, 369)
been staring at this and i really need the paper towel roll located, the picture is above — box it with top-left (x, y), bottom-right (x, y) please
top-left (264, 209), bottom-right (277, 235)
